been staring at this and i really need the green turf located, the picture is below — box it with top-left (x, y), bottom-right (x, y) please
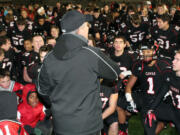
top-left (128, 114), bottom-right (178, 135)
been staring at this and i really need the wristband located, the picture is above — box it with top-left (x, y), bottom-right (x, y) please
top-left (121, 71), bottom-right (132, 77)
top-left (125, 93), bottom-right (133, 102)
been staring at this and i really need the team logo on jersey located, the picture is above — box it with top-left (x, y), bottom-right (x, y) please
top-left (138, 67), bottom-right (142, 70)
top-left (145, 72), bottom-right (156, 76)
top-left (159, 36), bottom-right (167, 39)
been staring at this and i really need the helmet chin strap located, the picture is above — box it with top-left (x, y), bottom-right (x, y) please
top-left (143, 55), bottom-right (154, 65)
top-left (143, 60), bottom-right (153, 65)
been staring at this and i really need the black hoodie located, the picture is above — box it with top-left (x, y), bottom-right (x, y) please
top-left (37, 33), bottom-right (121, 135)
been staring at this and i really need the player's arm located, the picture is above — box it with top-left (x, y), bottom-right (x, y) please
top-left (23, 67), bottom-right (32, 83)
top-left (102, 93), bottom-right (118, 120)
top-left (125, 75), bottom-right (138, 113)
top-left (150, 64), bottom-right (172, 110)
top-left (150, 82), bottom-right (169, 110)
top-left (125, 75), bottom-right (137, 94)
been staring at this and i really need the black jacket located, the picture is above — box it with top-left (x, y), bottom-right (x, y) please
top-left (37, 33), bottom-right (121, 135)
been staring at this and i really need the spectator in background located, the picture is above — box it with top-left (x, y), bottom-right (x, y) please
top-left (53, 2), bottom-right (62, 17)
top-left (0, 25), bottom-right (7, 37)
top-left (27, 4), bottom-right (35, 21)
top-left (50, 25), bottom-right (60, 40)
top-left (20, 9), bottom-right (34, 31)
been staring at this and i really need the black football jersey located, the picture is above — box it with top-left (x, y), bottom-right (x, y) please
top-left (91, 16), bottom-right (105, 35)
top-left (32, 21), bottom-right (50, 37)
top-left (1, 21), bottom-right (14, 32)
top-left (151, 25), bottom-right (180, 58)
top-left (24, 51), bottom-right (40, 67)
top-left (149, 13), bottom-right (158, 27)
top-left (165, 72), bottom-right (180, 110)
top-left (1, 48), bottom-right (15, 72)
top-left (141, 16), bottom-right (151, 27)
top-left (100, 85), bottom-right (118, 111)
top-left (119, 22), bottom-right (149, 50)
top-left (27, 62), bottom-right (41, 80)
top-left (25, 19), bottom-right (34, 31)
top-left (132, 59), bottom-right (171, 101)
top-left (111, 51), bottom-right (133, 71)
top-left (111, 51), bottom-right (134, 91)
top-left (7, 26), bottom-right (31, 52)
top-left (21, 51), bottom-right (32, 66)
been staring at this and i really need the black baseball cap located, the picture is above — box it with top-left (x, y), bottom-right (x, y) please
top-left (61, 10), bottom-right (93, 33)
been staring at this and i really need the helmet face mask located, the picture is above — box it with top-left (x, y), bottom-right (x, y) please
top-left (140, 43), bottom-right (157, 64)
top-left (141, 49), bottom-right (154, 64)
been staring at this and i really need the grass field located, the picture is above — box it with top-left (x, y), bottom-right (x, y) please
top-left (128, 114), bottom-right (178, 135)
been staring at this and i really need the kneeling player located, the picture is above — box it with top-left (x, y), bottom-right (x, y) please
top-left (100, 82), bottom-right (120, 135)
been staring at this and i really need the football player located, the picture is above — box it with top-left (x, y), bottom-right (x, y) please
top-left (146, 50), bottom-right (180, 134)
top-left (151, 13), bottom-right (180, 58)
top-left (124, 41), bottom-right (171, 135)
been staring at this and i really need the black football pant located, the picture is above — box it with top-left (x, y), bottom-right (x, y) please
top-left (143, 101), bottom-right (180, 135)
top-left (155, 102), bottom-right (180, 133)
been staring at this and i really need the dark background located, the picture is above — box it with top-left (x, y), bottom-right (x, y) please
top-left (0, 0), bottom-right (179, 7)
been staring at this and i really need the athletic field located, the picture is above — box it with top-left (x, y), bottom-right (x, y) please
top-left (129, 114), bottom-right (178, 135)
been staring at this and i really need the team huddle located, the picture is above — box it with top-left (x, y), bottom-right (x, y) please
top-left (0, 1), bottom-right (180, 135)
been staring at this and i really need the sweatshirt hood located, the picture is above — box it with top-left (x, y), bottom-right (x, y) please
top-left (22, 84), bottom-right (37, 106)
top-left (0, 91), bottom-right (17, 120)
top-left (53, 33), bottom-right (88, 60)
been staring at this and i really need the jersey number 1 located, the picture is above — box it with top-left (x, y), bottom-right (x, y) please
top-left (147, 77), bottom-right (155, 94)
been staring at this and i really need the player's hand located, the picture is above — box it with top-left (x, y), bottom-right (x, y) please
top-left (126, 100), bottom-right (138, 113)
top-left (145, 110), bottom-right (156, 127)
top-left (125, 93), bottom-right (138, 113)
top-left (121, 70), bottom-right (132, 78)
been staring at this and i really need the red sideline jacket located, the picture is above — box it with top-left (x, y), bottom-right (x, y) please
top-left (18, 84), bottom-right (45, 128)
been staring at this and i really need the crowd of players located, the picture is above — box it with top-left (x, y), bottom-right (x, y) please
top-left (0, 1), bottom-right (180, 135)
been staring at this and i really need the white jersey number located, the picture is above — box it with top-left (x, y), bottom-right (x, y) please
top-left (176, 95), bottom-right (180, 109)
top-left (147, 77), bottom-right (155, 94)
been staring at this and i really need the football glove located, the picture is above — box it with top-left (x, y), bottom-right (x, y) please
top-left (125, 93), bottom-right (138, 113)
top-left (145, 110), bottom-right (156, 128)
